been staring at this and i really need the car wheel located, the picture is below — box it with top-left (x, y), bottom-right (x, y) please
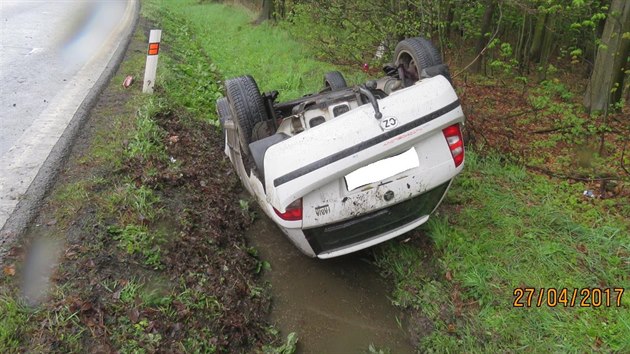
top-left (225, 75), bottom-right (269, 155)
top-left (394, 37), bottom-right (443, 83)
top-left (323, 71), bottom-right (347, 91)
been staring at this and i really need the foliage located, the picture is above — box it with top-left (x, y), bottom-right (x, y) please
top-left (275, 0), bottom-right (611, 73)
top-left (272, 0), bottom-right (628, 114)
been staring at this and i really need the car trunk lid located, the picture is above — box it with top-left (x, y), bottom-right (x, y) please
top-left (263, 75), bottom-right (463, 212)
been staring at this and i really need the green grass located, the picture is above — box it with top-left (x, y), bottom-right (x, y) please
top-left (263, 332), bottom-right (299, 354)
top-left (376, 151), bottom-right (630, 352)
top-left (104, 182), bottom-right (162, 223)
top-left (0, 296), bottom-right (32, 353)
top-left (50, 180), bottom-right (90, 227)
top-left (125, 96), bottom-right (169, 161)
top-left (83, 31), bottom-right (150, 170)
top-left (141, 1), bottom-right (226, 122)
top-left (108, 280), bottom-right (165, 352)
top-left (145, 0), bottom-right (369, 101)
top-left (107, 224), bottom-right (165, 268)
top-left (41, 303), bottom-right (85, 352)
top-left (105, 278), bottom-right (224, 353)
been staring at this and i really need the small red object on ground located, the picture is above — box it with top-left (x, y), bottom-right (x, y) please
top-left (362, 63), bottom-right (370, 73)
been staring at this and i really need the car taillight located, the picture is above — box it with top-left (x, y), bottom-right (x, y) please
top-left (442, 123), bottom-right (464, 167)
top-left (273, 198), bottom-right (302, 221)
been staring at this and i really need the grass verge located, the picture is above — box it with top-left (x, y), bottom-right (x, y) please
top-left (146, 0), bottom-right (368, 101)
top-left (375, 151), bottom-right (629, 351)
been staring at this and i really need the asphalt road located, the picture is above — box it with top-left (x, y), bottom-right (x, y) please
top-left (0, 1), bottom-right (137, 239)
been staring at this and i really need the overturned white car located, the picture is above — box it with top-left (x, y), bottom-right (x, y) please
top-left (217, 37), bottom-right (465, 258)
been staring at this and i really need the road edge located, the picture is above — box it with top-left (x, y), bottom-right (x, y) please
top-left (0, 0), bottom-right (140, 262)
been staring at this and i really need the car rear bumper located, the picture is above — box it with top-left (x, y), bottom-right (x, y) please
top-left (298, 180), bottom-right (451, 258)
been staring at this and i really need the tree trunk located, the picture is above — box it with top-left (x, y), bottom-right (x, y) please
top-left (445, 1), bottom-right (455, 40)
top-left (529, 12), bottom-right (547, 63)
top-left (583, 11), bottom-right (607, 78)
top-left (538, 14), bottom-right (555, 81)
top-left (610, 30), bottom-right (630, 106)
top-left (471, 0), bottom-right (496, 73)
top-left (584, 0), bottom-right (630, 113)
top-left (278, 0), bottom-right (285, 19)
top-left (255, 0), bottom-right (274, 24)
top-left (518, 14), bottom-right (533, 74)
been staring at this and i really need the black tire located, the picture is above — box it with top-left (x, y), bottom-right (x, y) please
top-left (394, 37), bottom-right (442, 82)
top-left (323, 71), bottom-right (347, 91)
top-left (216, 97), bottom-right (230, 129)
top-left (410, 37), bottom-right (442, 66)
top-left (225, 75), bottom-right (269, 151)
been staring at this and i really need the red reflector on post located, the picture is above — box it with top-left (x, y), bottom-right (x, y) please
top-left (442, 123), bottom-right (464, 167)
top-left (148, 42), bottom-right (160, 55)
top-left (273, 199), bottom-right (303, 221)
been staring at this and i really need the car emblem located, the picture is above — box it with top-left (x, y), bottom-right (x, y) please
top-left (383, 190), bottom-right (395, 201)
top-left (380, 116), bottom-right (398, 131)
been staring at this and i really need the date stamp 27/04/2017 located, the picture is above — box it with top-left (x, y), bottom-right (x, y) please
top-left (513, 288), bottom-right (625, 308)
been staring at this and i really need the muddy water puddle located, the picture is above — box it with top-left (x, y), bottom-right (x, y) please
top-left (246, 212), bottom-right (413, 353)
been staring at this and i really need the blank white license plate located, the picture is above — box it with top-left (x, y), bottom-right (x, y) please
top-left (344, 147), bottom-right (419, 191)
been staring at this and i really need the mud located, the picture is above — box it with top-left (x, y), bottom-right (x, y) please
top-left (246, 212), bottom-right (414, 353)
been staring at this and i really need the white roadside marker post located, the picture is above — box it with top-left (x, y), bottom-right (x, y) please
top-left (142, 29), bottom-right (162, 93)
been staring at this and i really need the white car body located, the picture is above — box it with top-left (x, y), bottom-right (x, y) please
top-left (224, 75), bottom-right (464, 258)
